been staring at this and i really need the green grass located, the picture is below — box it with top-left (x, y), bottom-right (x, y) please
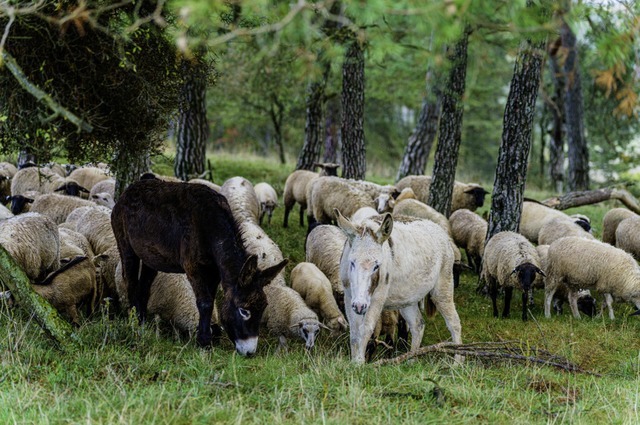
top-left (2, 154), bottom-right (640, 424)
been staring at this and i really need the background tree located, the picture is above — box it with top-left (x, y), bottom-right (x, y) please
top-left (546, 37), bottom-right (566, 193)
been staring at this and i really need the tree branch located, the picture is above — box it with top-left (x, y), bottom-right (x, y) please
top-left (0, 51), bottom-right (93, 133)
top-left (542, 186), bottom-right (640, 213)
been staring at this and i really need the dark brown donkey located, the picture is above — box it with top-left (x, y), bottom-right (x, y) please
top-left (111, 178), bottom-right (286, 355)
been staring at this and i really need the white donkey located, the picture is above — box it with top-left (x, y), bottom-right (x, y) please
top-left (335, 209), bottom-right (462, 364)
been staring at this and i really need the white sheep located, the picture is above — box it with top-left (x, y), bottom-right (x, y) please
top-left (5, 190), bottom-right (40, 215)
top-left (29, 193), bottom-right (97, 224)
top-left (11, 166), bottom-right (88, 198)
top-left (282, 169), bottom-right (319, 228)
top-left (537, 216), bottom-right (595, 246)
top-left (32, 256), bottom-right (98, 325)
top-left (481, 231), bottom-right (545, 321)
top-left (615, 216), bottom-right (640, 260)
top-left (0, 212), bottom-right (60, 282)
top-left (305, 224), bottom-right (348, 311)
top-left (544, 236), bottom-right (640, 319)
top-left (58, 227), bottom-right (95, 261)
top-left (350, 206), bottom-right (379, 224)
top-left (72, 207), bottom-right (117, 257)
top-left (67, 166), bottom-right (112, 195)
top-left (602, 208), bottom-right (636, 245)
top-left (395, 175), bottom-right (488, 213)
top-left (262, 284), bottom-right (325, 351)
top-left (238, 221), bottom-right (287, 287)
top-left (89, 178), bottom-right (116, 208)
top-left (449, 208), bottom-right (487, 274)
top-left (254, 182), bottom-right (279, 226)
top-left (188, 178), bottom-right (221, 192)
top-left (221, 176), bottom-right (261, 225)
top-left (307, 176), bottom-right (375, 226)
top-left (290, 262), bottom-right (348, 332)
top-left (344, 179), bottom-right (398, 213)
top-left (115, 262), bottom-right (221, 336)
top-left (392, 199), bottom-right (452, 236)
top-left (519, 201), bottom-right (591, 244)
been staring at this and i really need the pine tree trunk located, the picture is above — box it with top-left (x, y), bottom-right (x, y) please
top-left (174, 60), bottom-right (209, 181)
top-left (340, 39), bottom-right (366, 180)
top-left (0, 244), bottom-right (79, 350)
top-left (396, 68), bottom-right (442, 182)
top-left (561, 19), bottom-right (589, 191)
top-left (112, 146), bottom-right (152, 199)
top-left (547, 49), bottom-right (565, 193)
top-left (487, 31), bottom-right (546, 239)
top-left (427, 29), bottom-right (470, 217)
top-left (297, 62), bottom-right (331, 170)
top-left (323, 96), bottom-right (341, 164)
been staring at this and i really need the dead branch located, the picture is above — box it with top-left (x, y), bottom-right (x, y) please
top-left (374, 341), bottom-right (600, 375)
top-left (542, 186), bottom-right (640, 214)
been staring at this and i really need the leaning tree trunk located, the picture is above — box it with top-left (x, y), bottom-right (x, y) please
top-left (486, 15), bottom-right (546, 239)
top-left (0, 244), bottom-right (79, 350)
top-left (174, 60), bottom-right (209, 181)
top-left (340, 38), bottom-right (366, 180)
top-left (395, 68), bottom-right (442, 182)
top-left (561, 19), bottom-right (589, 191)
top-left (427, 28), bottom-right (470, 217)
top-left (323, 95), bottom-right (341, 164)
top-left (547, 44), bottom-right (565, 194)
top-left (297, 61), bottom-right (331, 170)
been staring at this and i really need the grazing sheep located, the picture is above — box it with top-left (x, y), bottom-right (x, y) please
top-left (58, 227), bottom-right (94, 261)
top-left (395, 175), bottom-right (488, 213)
top-left (221, 176), bottom-right (261, 225)
top-left (544, 237), bottom-right (640, 319)
top-left (30, 193), bottom-right (97, 224)
top-left (32, 256), bottom-right (98, 325)
top-left (11, 166), bottom-right (88, 199)
top-left (188, 178), bottom-right (221, 192)
top-left (283, 170), bottom-right (319, 228)
top-left (305, 224), bottom-right (348, 311)
top-left (262, 284), bottom-right (325, 351)
top-left (449, 208), bottom-right (487, 274)
top-left (602, 208), bottom-right (636, 245)
top-left (344, 179), bottom-right (398, 213)
top-left (4, 190), bottom-right (39, 215)
top-left (519, 201), bottom-right (591, 244)
top-left (115, 262), bottom-right (221, 336)
top-left (615, 216), bottom-right (640, 260)
top-left (73, 207), bottom-right (117, 257)
top-left (336, 211), bottom-right (462, 364)
top-left (538, 217), bottom-right (595, 246)
top-left (290, 262), bottom-right (347, 332)
top-left (392, 199), bottom-right (451, 236)
top-left (67, 167), bottom-right (111, 195)
top-left (94, 245), bottom-right (121, 307)
top-left (307, 176), bottom-right (375, 226)
top-left (0, 212), bottom-right (60, 282)
top-left (254, 182), bottom-right (279, 226)
top-left (238, 221), bottom-right (287, 287)
top-left (481, 231), bottom-right (545, 321)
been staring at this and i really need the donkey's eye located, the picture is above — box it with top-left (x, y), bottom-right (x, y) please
top-left (238, 308), bottom-right (251, 320)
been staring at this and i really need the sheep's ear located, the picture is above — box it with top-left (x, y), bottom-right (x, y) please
top-left (391, 189), bottom-right (401, 199)
top-left (318, 322), bottom-right (331, 331)
top-left (536, 267), bottom-right (546, 277)
top-left (79, 185), bottom-right (90, 193)
top-left (376, 213), bottom-right (393, 244)
top-left (335, 209), bottom-right (357, 241)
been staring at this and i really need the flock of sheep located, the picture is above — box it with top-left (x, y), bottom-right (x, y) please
top-left (1, 158), bottom-right (640, 362)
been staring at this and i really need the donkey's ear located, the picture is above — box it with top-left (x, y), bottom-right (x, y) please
top-left (258, 259), bottom-right (288, 288)
top-left (376, 213), bottom-right (393, 244)
top-left (335, 209), bottom-right (357, 241)
top-left (239, 255), bottom-right (259, 287)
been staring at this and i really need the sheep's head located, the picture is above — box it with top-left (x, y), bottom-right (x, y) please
top-left (464, 186), bottom-right (488, 209)
top-left (326, 315), bottom-right (348, 333)
top-left (511, 263), bottom-right (546, 291)
top-left (294, 319), bottom-right (322, 350)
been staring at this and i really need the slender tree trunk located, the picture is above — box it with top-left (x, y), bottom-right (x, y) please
top-left (340, 38), bottom-right (366, 180)
top-left (297, 61), bottom-right (331, 170)
top-left (487, 22), bottom-right (546, 239)
top-left (547, 45), bottom-right (565, 193)
top-left (395, 68), bottom-right (442, 182)
top-left (323, 96), bottom-right (341, 164)
top-left (427, 28), bottom-right (470, 217)
top-left (113, 145), bottom-right (152, 199)
top-left (174, 60), bottom-right (209, 181)
top-left (561, 19), bottom-right (589, 191)
top-left (270, 94), bottom-right (286, 164)
top-left (0, 245), bottom-right (79, 350)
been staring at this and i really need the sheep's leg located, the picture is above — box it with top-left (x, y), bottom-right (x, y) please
top-left (502, 287), bottom-right (512, 319)
top-left (466, 250), bottom-right (475, 272)
top-left (259, 209), bottom-right (265, 226)
top-left (544, 283), bottom-right (558, 318)
top-left (521, 290), bottom-right (528, 321)
top-left (567, 290), bottom-right (582, 319)
top-left (399, 304), bottom-right (425, 353)
top-left (267, 210), bottom-right (273, 226)
top-left (603, 293), bottom-right (615, 320)
top-left (299, 204), bottom-right (307, 227)
top-left (489, 277), bottom-right (499, 318)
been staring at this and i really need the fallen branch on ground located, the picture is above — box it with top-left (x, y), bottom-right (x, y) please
top-left (542, 186), bottom-right (640, 214)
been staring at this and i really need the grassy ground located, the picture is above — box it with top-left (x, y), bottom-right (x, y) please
top-left (2, 154), bottom-right (640, 424)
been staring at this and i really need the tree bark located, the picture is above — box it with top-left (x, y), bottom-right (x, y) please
top-left (487, 22), bottom-right (546, 239)
top-left (0, 244), bottom-right (79, 350)
top-left (340, 38), bottom-right (366, 180)
top-left (270, 93), bottom-right (286, 164)
top-left (547, 44), bottom-right (565, 193)
top-left (174, 59), bottom-right (209, 181)
top-left (395, 68), bottom-right (442, 182)
top-left (542, 187), bottom-right (640, 213)
top-left (427, 29), bottom-right (470, 217)
top-left (113, 145), bottom-right (152, 199)
top-left (297, 61), bottom-right (331, 170)
top-left (561, 19), bottom-right (589, 191)
top-left (323, 95), bottom-right (341, 164)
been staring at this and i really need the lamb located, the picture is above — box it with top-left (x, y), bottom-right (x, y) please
top-left (395, 175), bottom-right (488, 213)
top-left (307, 176), bottom-right (375, 226)
top-left (290, 262), bottom-right (348, 332)
top-left (262, 284), bottom-right (325, 351)
top-left (29, 193), bottom-right (97, 224)
top-left (602, 208), bottom-right (636, 245)
top-left (282, 169), bottom-right (319, 228)
top-left (305, 224), bottom-right (348, 311)
top-left (115, 262), bottom-right (221, 337)
top-left (89, 178), bottom-right (116, 208)
top-left (615, 216), bottom-right (640, 260)
top-left (544, 236), bottom-right (640, 320)
top-left (449, 208), bottom-right (487, 274)
top-left (254, 182), bottom-right (279, 226)
top-left (519, 200), bottom-right (591, 244)
top-left (537, 217), bottom-right (595, 246)
top-left (32, 256), bottom-right (98, 325)
top-left (221, 176), bottom-right (261, 225)
top-left (481, 231), bottom-right (545, 321)
top-left (344, 179), bottom-right (399, 213)
top-left (0, 212), bottom-right (60, 282)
